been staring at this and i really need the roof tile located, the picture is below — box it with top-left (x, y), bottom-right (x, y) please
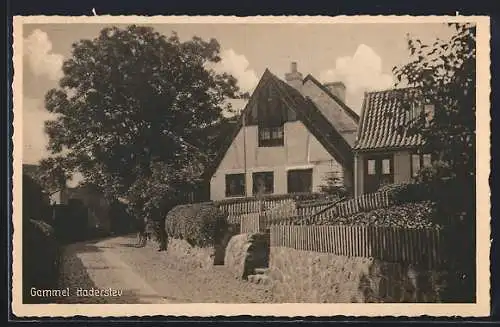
top-left (354, 88), bottom-right (424, 151)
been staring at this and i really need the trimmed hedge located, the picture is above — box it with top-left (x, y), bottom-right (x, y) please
top-left (165, 202), bottom-right (229, 248)
top-left (213, 192), bottom-right (330, 206)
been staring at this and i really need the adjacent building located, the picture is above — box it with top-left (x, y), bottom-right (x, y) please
top-left (353, 88), bottom-right (434, 197)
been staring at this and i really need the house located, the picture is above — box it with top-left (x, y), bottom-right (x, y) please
top-left (353, 88), bottom-right (435, 197)
top-left (22, 164), bottom-right (111, 231)
top-left (22, 164), bottom-right (69, 204)
top-left (205, 62), bottom-right (359, 201)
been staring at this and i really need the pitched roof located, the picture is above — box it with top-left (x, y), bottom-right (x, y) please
top-left (302, 74), bottom-right (360, 124)
top-left (203, 69), bottom-right (354, 180)
top-left (353, 88), bottom-right (423, 151)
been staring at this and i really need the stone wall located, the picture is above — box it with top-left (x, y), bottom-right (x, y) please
top-left (224, 233), bottom-right (270, 279)
top-left (269, 246), bottom-right (449, 303)
top-left (163, 238), bottom-right (215, 270)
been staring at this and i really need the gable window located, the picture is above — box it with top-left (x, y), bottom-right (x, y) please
top-left (411, 152), bottom-right (433, 177)
top-left (287, 169), bottom-right (313, 193)
top-left (257, 89), bottom-right (286, 147)
top-left (258, 126), bottom-right (284, 147)
top-left (225, 174), bottom-right (245, 197)
top-left (252, 171), bottom-right (274, 196)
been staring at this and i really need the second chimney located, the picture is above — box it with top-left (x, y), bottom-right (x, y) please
top-left (285, 62), bottom-right (303, 93)
top-left (324, 81), bottom-right (346, 103)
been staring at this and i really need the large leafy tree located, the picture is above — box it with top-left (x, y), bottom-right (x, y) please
top-left (41, 25), bottom-right (244, 221)
top-left (393, 23), bottom-right (476, 302)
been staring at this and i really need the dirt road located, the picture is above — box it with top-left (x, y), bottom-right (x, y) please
top-left (56, 235), bottom-right (273, 303)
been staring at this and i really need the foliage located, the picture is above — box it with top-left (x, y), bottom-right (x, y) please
top-left (214, 192), bottom-right (331, 206)
top-left (22, 174), bottom-right (52, 223)
top-left (392, 23), bottom-right (476, 217)
top-left (318, 172), bottom-right (350, 199)
top-left (39, 25), bottom-right (246, 225)
top-left (394, 24), bottom-right (476, 302)
top-left (296, 201), bottom-right (440, 229)
top-left (23, 219), bottom-right (60, 303)
top-left (378, 182), bottom-right (429, 204)
top-left (165, 202), bottom-right (229, 248)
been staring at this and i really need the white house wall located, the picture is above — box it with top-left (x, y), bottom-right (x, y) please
top-left (210, 120), bottom-right (344, 201)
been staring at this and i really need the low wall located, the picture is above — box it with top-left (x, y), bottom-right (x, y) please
top-left (269, 247), bottom-right (449, 303)
top-left (224, 233), bottom-right (270, 279)
top-left (164, 238), bottom-right (215, 270)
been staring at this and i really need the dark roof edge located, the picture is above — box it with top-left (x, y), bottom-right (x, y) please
top-left (271, 74), bottom-right (353, 170)
top-left (302, 74), bottom-right (360, 123)
top-left (355, 92), bottom-right (369, 146)
top-left (202, 69), bottom-right (274, 180)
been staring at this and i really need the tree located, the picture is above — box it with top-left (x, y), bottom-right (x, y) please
top-left (392, 23), bottom-right (475, 211)
top-left (393, 23), bottom-right (476, 302)
top-left (318, 172), bottom-right (349, 199)
top-left (41, 25), bottom-right (244, 226)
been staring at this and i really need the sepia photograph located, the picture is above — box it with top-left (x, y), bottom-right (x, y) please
top-left (11, 15), bottom-right (490, 317)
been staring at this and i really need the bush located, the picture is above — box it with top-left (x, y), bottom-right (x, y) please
top-left (312, 201), bottom-right (440, 229)
top-left (378, 182), bottom-right (429, 204)
top-left (165, 202), bottom-right (229, 248)
top-left (23, 219), bottom-right (60, 303)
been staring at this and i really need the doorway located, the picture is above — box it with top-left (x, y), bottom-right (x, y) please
top-left (363, 154), bottom-right (394, 193)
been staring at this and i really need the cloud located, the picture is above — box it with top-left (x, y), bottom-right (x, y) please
top-left (214, 49), bottom-right (259, 94)
top-left (24, 29), bottom-right (64, 81)
top-left (22, 97), bottom-right (58, 164)
top-left (319, 44), bottom-right (394, 112)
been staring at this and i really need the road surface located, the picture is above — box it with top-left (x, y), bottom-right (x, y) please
top-left (56, 235), bottom-right (273, 303)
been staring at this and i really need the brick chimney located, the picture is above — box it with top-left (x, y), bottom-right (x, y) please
top-left (285, 62), bottom-right (303, 93)
top-left (324, 81), bottom-right (346, 103)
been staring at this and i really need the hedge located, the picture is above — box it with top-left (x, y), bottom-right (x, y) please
top-left (23, 219), bottom-right (60, 303)
top-left (165, 202), bottom-right (229, 248)
top-left (213, 192), bottom-right (330, 206)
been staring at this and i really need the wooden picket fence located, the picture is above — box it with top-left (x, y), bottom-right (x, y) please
top-left (270, 224), bottom-right (447, 268)
top-left (224, 191), bottom-right (395, 234)
top-left (240, 213), bottom-right (261, 234)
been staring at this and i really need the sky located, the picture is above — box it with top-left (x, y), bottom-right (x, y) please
top-left (21, 22), bottom-right (456, 167)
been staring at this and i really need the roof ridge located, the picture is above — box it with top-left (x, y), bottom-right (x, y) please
top-left (302, 74), bottom-right (360, 122)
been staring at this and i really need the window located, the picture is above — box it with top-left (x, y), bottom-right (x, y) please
top-left (423, 104), bottom-right (435, 127)
top-left (411, 154), bottom-right (421, 178)
top-left (411, 152), bottom-right (433, 177)
top-left (287, 169), bottom-right (313, 193)
top-left (225, 174), bottom-right (245, 197)
top-left (367, 160), bottom-right (376, 175)
top-left (252, 172), bottom-right (274, 196)
top-left (258, 126), bottom-right (284, 147)
top-left (382, 159), bottom-right (391, 175)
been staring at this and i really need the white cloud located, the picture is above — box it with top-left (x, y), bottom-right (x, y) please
top-left (24, 29), bottom-right (64, 81)
top-left (213, 49), bottom-right (259, 94)
top-left (319, 44), bottom-right (394, 113)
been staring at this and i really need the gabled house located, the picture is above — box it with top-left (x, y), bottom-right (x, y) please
top-left (205, 62), bottom-right (359, 201)
top-left (353, 88), bottom-right (435, 197)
